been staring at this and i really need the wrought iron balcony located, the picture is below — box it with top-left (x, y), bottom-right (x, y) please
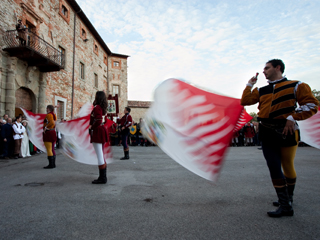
top-left (2, 29), bottom-right (65, 72)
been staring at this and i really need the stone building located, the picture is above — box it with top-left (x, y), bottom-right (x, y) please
top-left (0, 0), bottom-right (129, 120)
top-left (127, 100), bottom-right (152, 123)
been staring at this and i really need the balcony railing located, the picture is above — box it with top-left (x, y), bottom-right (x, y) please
top-left (2, 29), bottom-right (65, 72)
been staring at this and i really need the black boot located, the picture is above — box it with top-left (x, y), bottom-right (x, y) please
top-left (273, 183), bottom-right (295, 206)
top-left (44, 156), bottom-right (55, 169)
top-left (120, 150), bottom-right (129, 160)
top-left (268, 186), bottom-right (294, 217)
top-left (92, 168), bottom-right (107, 184)
top-left (52, 155), bottom-right (56, 168)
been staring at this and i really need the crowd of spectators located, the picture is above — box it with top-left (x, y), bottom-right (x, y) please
top-left (0, 114), bottom-right (41, 159)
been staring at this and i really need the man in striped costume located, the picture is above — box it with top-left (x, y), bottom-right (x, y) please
top-left (241, 59), bottom-right (319, 217)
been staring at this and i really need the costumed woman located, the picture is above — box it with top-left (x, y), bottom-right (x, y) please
top-left (89, 91), bottom-right (109, 184)
top-left (21, 120), bottom-right (31, 158)
top-left (43, 105), bottom-right (57, 169)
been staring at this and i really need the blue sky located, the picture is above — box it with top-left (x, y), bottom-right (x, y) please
top-left (77, 0), bottom-right (320, 113)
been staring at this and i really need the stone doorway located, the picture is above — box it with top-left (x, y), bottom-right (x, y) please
top-left (15, 87), bottom-right (36, 117)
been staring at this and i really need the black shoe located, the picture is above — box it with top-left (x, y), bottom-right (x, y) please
top-left (268, 186), bottom-right (293, 217)
top-left (44, 156), bottom-right (55, 169)
top-left (120, 150), bottom-right (130, 160)
top-left (267, 206), bottom-right (294, 217)
top-left (52, 155), bottom-right (56, 168)
top-left (92, 168), bottom-right (107, 184)
top-left (273, 184), bottom-right (294, 206)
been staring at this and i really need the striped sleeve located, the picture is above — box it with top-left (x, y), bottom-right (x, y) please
top-left (292, 82), bottom-right (319, 121)
top-left (241, 86), bottom-right (260, 106)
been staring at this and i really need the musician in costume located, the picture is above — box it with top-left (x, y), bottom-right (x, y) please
top-left (241, 59), bottom-right (318, 217)
top-left (89, 91), bottom-right (109, 184)
top-left (117, 107), bottom-right (132, 160)
top-left (43, 105), bottom-right (57, 169)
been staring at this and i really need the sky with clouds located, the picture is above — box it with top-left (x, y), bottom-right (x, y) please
top-left (77, 0), bottom-right (320, 113)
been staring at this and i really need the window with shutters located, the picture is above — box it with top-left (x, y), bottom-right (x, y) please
top-left (57, 100), bottom-right (65, 120)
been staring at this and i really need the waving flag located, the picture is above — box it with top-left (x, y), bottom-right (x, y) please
top-left (22, 103), bottom-right (115, 165)
top-left (299, 107), bottom-right (320, 149)
top-left (56, 115), bottom-right (114, 165)
top-left (21, 109), bottom-right (47, 153)
top-left (233, 109), bottom-right (253, 132)
top-left (142, 79), bottom-right (247, 181)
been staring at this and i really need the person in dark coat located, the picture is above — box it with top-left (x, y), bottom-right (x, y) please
top-left (117, 107), bottom-right (133, 159)
top-left (1, 118), bottom-right (14, 159)
top-left (89, 91), bottom-right (109, 184)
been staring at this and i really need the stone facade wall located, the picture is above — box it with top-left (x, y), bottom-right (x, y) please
top-left (109, 56), bottom-right (128, 113)
top-left (127, 101), bottom-right (152, 123)
top-left (0, 0), bottom-right (128, 119)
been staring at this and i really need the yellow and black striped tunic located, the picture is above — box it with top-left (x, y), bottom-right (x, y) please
top-left (241, 78), bottom-right (318, 121)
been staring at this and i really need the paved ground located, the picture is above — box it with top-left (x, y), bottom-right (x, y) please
top-left (0, 145), bottom-right (320, 240)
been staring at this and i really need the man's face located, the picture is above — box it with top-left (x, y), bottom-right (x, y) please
top-left (17, 117), bottom-right (22, 123)
top-left (4, 115), bottom-right (8, 120)
top-left (124, 108), bottom-right (128, 114)
top-left (8, 118), bottom-right (12, 124)
top-left (263, 63), bottom-right (277, 80)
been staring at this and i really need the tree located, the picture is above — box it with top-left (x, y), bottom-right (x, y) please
top-left (312, 89), bottom-right (320, 104)
top-left (249, 112), bottom-right (258, 122)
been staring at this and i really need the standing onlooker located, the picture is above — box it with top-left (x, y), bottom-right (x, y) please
top-left (0, 118), bottom-right (4, 156)
top-left (244, 122), bottom-right (255, 146)
top-left (16, 19), bottom-right (27, 46)
top-left (1, 118), bottom-right (13, 159)
top-left (3, 114), bottom-right (9, 122)
top-left (12, 116), bottom-right (25, 159)
top-left (21, 120), bottom-right (31, 158)
top-left (56, 118), bottom-right (64, 149)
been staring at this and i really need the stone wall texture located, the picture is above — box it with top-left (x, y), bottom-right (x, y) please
top-left (128, 101), bottom-right (152, 123)
top-left (0, 0), bottom-right (128, 119)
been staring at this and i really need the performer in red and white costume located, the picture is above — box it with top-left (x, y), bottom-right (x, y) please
top-left (244, 122), bottom-right (255, 146)
top-left (89, 91), bottom-right (109, 184)
top-left (117, 107), bottom-right (132, 160)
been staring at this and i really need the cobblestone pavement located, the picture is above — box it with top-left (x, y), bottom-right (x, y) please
top-left (0, 146), bottom-right (319, 240)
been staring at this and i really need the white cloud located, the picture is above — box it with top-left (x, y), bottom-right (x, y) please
top-left (77, 0), bottom-right (320, 112)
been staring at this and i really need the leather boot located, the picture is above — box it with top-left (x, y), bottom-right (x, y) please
top-left (44, 156), bottom-right (55, 169)
top-left (52, 155), bottom-right (56, 168)
top-left (268, 186), bottom-right (294, 217)
top-left (92, 167), bottom-right (107, 184)
top-left (120, 150), bottom-right (129, 160)
top-left (273, 183), bottom-right (295, 206)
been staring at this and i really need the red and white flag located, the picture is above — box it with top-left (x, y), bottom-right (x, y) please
top-left (21, 109), bottom-right (47, 153)
top-left (299, 107), bottom-right (320, 149)
top-left (233, 109), bottom-right (253, 132)
top-left (22, 103), bottom-right (115, 165)
top-left (142, 79), bottom-right (248, 181)
top-left (56, 114), bottom-right (114, 165)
